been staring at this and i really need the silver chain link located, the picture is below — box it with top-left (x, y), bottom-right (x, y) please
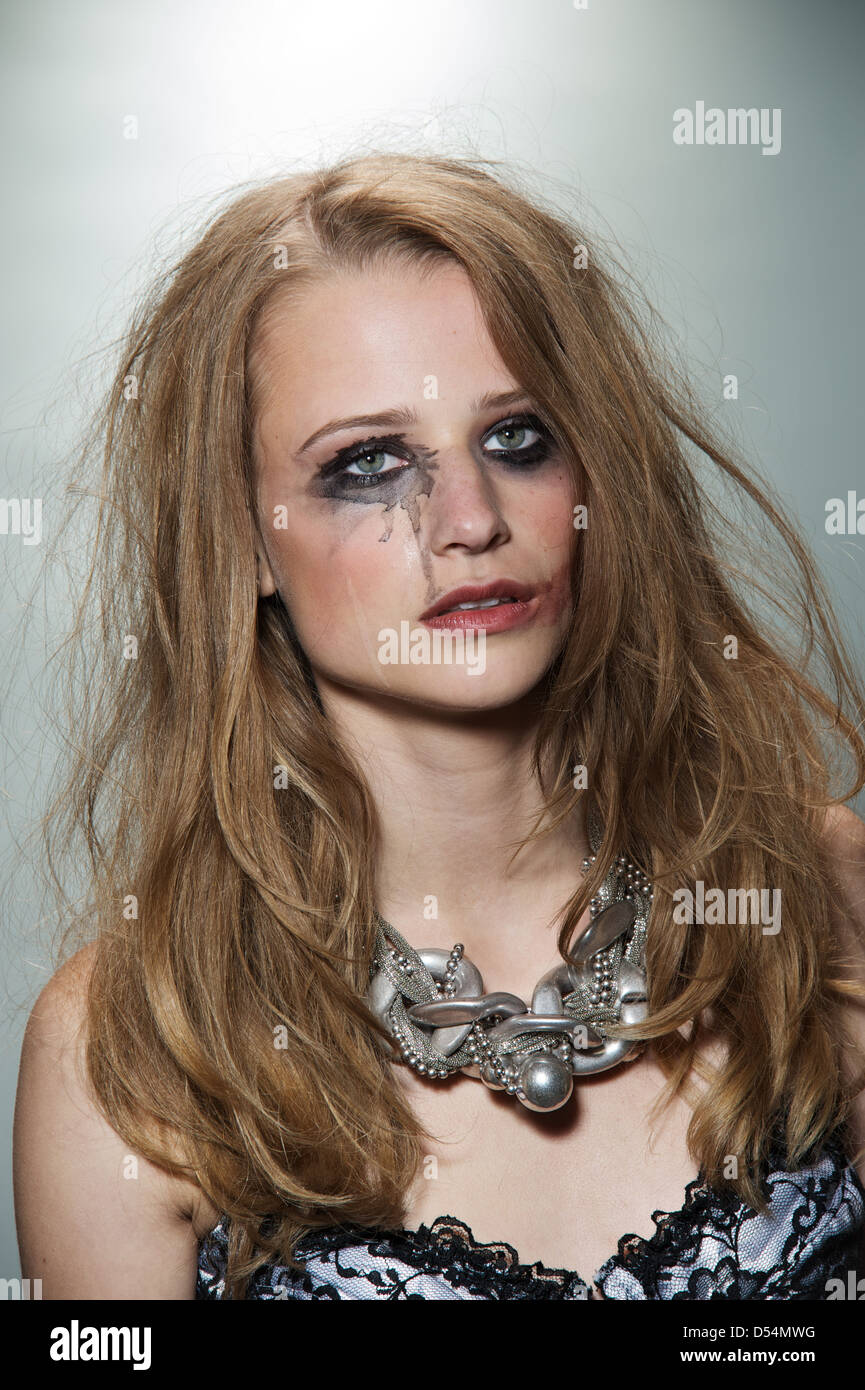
top-left (367, 804), bottom-right (654, 1112)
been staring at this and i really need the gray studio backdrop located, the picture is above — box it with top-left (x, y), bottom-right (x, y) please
top-left (1, 0), bottom-right (862, 1283)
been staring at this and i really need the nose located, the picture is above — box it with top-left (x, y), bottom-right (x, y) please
top-left (422, 448), bottom-right (511, 556)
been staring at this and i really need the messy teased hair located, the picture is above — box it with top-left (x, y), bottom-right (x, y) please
top-left (42, 151), bottom-right (865, 1297)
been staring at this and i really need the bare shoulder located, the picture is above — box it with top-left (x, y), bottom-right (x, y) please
top-left (13, 942), bottom-right (218, 1298)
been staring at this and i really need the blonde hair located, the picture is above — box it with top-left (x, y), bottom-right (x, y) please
top-left (42, 151), bottom-right (865, 1297)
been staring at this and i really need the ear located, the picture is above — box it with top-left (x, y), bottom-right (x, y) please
top-left (256, 544), bottom-right (277, 598)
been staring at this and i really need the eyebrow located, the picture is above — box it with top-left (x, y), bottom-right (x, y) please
top-left (295, 389), bottom-right (534, 457)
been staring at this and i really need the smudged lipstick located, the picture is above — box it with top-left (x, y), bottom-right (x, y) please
top-left (418, 579), bottom-right (540, 632)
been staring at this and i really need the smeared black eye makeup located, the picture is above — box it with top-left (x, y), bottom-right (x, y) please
top-left (481, 413), bottom-right (555, 466)
top-left (309, 412), bottom-right (556, 505)
top-left (314, 433), bottom-right (420, 493)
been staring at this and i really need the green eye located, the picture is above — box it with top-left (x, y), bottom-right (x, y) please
top-left (488, 424), bottom-right (530, 449)
top-left (484, 416), bottom-right (550, 460)
top-left (345, 449), bottom-right (402, 476)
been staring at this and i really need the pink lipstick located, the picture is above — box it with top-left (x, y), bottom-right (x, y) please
top-left (418, 579), bottom-right (540, 633)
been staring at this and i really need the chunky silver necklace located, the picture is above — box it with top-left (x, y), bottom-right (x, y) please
top-left (367, 804), bottom-right (652, 1112)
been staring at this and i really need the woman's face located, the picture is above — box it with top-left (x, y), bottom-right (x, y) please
top-left (251, 258), bottom-right (577, 711)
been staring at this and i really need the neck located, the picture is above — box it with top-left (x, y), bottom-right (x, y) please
top-left (317, 679), bottom-right (590, 943)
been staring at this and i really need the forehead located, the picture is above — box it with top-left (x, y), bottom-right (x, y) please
top-left (249, 260), bottom-right (516, 434)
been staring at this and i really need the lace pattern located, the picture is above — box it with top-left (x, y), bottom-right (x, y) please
top-left (196, 1141), bottom-right (865, 1301)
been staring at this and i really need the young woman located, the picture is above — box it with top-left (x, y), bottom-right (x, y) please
top-left (13, 152), bottom-right (865, 1300)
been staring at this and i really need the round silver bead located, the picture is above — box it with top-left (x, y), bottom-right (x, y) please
top-left (516, 1053), bottom-right (574, 1111)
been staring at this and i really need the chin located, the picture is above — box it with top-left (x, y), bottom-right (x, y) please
top-left (375, 664), bottom-right (554, 713)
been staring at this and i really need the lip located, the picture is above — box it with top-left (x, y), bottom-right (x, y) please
top-left (419, 579), bottom-right (540, 633)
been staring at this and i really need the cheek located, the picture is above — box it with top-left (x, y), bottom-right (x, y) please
top-left (520, 485), bottom-right (577, 625)
top-left (535, 564), bottom-right (574, 629)
top-left (525, 465), bottom-right (577, 536)
top-left (267, 517), bottom-right (403, 630)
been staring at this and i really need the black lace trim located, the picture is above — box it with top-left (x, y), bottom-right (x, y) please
top-left (293, 1213), bottom-right (590, 1299)
top-left (593, 1138), bottom-right (865, 1300)
top-left (198, 1137), bottom-right (865, 1301)
top-left (596, 1159), bottom-right (742, 1283)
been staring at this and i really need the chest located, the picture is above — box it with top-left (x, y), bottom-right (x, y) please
top-left (393, 1041), bottom-right (710, 1292)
